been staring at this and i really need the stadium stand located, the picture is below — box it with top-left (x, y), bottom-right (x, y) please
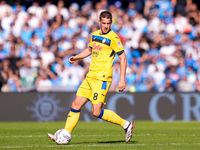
top-left (0, 0), bottom-right (200, 92)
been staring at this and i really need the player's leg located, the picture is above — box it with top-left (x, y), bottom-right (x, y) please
top-left (48, 78), bottom-right (91, 142)
top-left (65, 78), bottom-right (91, 133)
top-left (64, 96), bottom-right (89, 133)
top-left (47, 96), bottom-right (89, 142)
top-left (91, 80), bottom-right (127, 127)
top-left (91, 80), bottom-right (135, 142)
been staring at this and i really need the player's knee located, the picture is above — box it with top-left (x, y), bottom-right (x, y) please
top-left (71, 101), bottom-right (80, 110)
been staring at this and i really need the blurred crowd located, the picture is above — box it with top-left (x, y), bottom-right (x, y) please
top-left (0, 0), bottom-right (200, 92)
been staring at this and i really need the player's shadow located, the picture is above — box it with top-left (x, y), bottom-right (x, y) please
top-left (98, 140), bottom-right (138, 144)
top-left (71, 140), bottom-right (138, 145)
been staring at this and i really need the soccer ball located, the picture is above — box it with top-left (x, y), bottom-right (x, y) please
top-left (54, 129), bottom-right (71, 145)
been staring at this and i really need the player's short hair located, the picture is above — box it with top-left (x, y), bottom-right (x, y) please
top-left (99, 11), bottom-right (112, 22)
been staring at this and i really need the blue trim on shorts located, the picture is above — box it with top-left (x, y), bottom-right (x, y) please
top-left (116, 50), bottom-right (124, 54)
top-left (98, 109), bottom-right (104, 119)
top-left (71, 108), bottom-right (81, 113)
top-left (101, 81), bottom-right (107, 90)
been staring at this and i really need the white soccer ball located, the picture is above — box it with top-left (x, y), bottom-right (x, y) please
top-left (54, 129), bottom-right (71, 145)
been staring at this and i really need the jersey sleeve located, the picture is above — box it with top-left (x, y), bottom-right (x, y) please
top-left (89, 33), bottom-right (93, 48)
top-left (110, 34), bottom-right (124, 54)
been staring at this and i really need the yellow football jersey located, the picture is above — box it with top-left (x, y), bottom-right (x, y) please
top-left (87, 29), bottom-right (124, 81)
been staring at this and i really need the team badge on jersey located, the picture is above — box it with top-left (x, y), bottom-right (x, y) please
top-left (117, 41), bottom-right (122, 48)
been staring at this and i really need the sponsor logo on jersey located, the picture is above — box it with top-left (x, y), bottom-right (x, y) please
top-left (92, 43), bottom-right (103, 51)
top-left (92, 51), bottom-right (99, 57)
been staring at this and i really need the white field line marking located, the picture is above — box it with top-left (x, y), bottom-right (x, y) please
top-left (1, 143), bottom-right (200, 149)
top-left (0, 134), bottom-right (199, 138)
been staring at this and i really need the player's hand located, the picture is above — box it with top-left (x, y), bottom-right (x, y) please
top-left (69, 56), bottom-right (76, 64)
top-left (117, 80), bottom-right (126, 92)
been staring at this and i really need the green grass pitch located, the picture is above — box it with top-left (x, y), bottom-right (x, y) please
top-left (0, 121), bottom-right (200, 150)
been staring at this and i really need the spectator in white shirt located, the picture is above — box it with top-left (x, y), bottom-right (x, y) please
top-left (39, 46), bottom-right (55, 67)
top-left (27, 2), bottom-right (43, 19)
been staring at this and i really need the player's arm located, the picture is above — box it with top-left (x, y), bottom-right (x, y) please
top-left (117, 51), bottom-right (127, 92)
top-left (69, 47), bottom-right (92, 64)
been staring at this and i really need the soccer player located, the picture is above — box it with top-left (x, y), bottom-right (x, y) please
top-left (47, 11), bottom-right (135, 143)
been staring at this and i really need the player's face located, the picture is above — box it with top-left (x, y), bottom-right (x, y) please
top-left (99, 18), bottom-right (112, 34)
